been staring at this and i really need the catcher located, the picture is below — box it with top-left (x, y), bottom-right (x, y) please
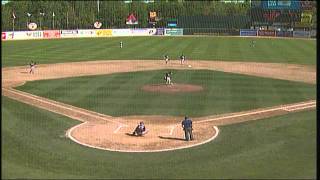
top-left (132, 121), bottom-right (148, 136)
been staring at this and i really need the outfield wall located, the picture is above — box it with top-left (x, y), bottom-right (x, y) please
top-left (2, 28), bottom-right (315, 41)
top-left (239, 29), bottom-right (316, 38)
top-left (1, 28), bottom-right (169, 41)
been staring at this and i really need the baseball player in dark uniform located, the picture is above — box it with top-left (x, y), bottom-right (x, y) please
top-left (182, 116), bottom-right (193, 141)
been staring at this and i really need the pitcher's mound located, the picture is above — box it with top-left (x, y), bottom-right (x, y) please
top-left (142, 83), bottom-right (203, 93)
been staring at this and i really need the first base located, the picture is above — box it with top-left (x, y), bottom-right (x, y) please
top-left (188, 65), bottom-right (192, 68)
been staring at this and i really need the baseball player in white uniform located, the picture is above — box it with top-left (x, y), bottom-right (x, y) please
top-left (29, 61), bottom-right (36, 74)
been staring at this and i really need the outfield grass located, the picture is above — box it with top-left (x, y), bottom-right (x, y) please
top-left (16, 70), bottom-right (316, 117)
top-left (2, 96), bottom-right (316, 179)
top-left (2, 36), bottom-right (316, 67)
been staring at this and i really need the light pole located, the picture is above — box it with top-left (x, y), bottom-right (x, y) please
top-left (39, 12), bottom-right (45, 30)
top-left (52, 12), bottom-right (55, 29)
top-left (12, 12), bottom-right (16, 32)
top-left (27, 12), bottom-right (31, 30)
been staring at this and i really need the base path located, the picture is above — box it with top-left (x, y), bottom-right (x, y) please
top-left (2, 60), bottom-right (316, 152)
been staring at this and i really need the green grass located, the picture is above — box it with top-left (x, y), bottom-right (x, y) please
top-left (15, 70), bottom-right (316, 117)
top-left (2, 96), bottom-right (316, 179)
top-left (2, 36), bottom-right (316, 67)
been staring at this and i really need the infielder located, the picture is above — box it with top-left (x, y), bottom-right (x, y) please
top-left (180, 54), bottom-right (185, 64)
top-left (164, 54), bottom-right (169, 64)
top-left (120, 41), bottom-right (123, 48)
top-left (164, 71), bottom-right (173, 85)
top-left (29, 61), bottom-right (36, 74)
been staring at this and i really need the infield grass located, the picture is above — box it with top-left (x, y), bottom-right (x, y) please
top-left (15, 70), bottom-right (316, 117)
top-left (2, 36), bottom-right (316, 67)
top-left (2, 96), bottom-right (316, 179)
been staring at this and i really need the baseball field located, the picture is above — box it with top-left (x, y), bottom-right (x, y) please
top-left (2, 36), bottom-right (316, 179)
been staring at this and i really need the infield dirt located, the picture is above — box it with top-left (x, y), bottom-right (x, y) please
top-left (2, 60), bottom-right (316, 152)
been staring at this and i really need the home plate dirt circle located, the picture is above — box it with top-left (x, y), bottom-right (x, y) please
top-left (142, 84), bottom-right (203, 93)
top-left (67, 116), bottom-right (219, 152)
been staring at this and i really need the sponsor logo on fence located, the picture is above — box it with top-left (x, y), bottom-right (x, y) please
top-left (78, 30), bottom-right (96, 37)
top-left (130, 29), bottom-right (154, 36)
top-left (148, 29), bottom-right (156, 35)
top-left (96, 29), bottom-right (112, 37)
top-left (61, 30), bottom-right (78, 34)
top-left (258, 30), bottom-right (276, 36)
top-left (112, 29), bottom-right (131, 36)
top-left (2, 32), bottom-right (6, 40)
top-left (26, 31), bottom-right (42, 38)
top-left (28, 23), bottom-right (38, 30)
top-left (275, 31), bottom-right (293, 37)
top-left (240, 29), bottom-right (257, 36)
top-left (43, 30), bottom-right (61, 39)
top-left (7, 32), bottom-right (14, 39)
top-left (293, 31), bottom-right (310, 38)
top-left (60, 30), bottom-right (78, 37)
top-left (94, 21), bottom-right (102, 29)
top-left (155, 28), bottom-right (164, 35)
top-left (164, 28), bottom-right (183, 36)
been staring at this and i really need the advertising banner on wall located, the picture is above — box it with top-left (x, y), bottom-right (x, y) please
top-left (2, 32), bottom-right (6, 40)
top-left (240, 29), bottom-right (257, 36)
top-left (6, 32), bottom-right (14, 40)
top-left (112, 29), bottom-right (131, 36)
top-left (261, 0), bottom-right (301, 10)
top-left (147, 28), bottom-right (157, 35)
top-left (25, 31), bottom-right (43, 39)
top-left (130, 29), bottom-right (148, 36)
top-left (164, 28), bottom-right (183, 36)
top-left (43, 30), bottom-right (61, 39)
top-left (11, 31), bottom-right (30, 40)
top-left (258, 30), bottom-right (276, 36)
top-left (96, 29), bottom-right (112, 37)
top-left (293, 30), bottom-right (310, 38)
top-left (60, 30), bottom-right (78, 38)
top-left (155, 28), bottom-right (164, 35)
top-left (78, 29), bottom-right (97, 37)
top-left (275, 31), bottom-right (293, 37)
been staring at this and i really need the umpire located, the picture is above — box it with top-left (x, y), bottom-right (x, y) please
top-left (181, 116), bottom-right (193, 141)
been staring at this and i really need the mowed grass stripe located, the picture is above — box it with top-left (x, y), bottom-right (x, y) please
top-left (2, 96), bottom-right (315, 179)
top-left (2, 37), bottom-right (316, 67)
top-left (15, 70), bottom-right (316, 117)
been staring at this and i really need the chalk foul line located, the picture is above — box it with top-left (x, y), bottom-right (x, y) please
top-left (197, 100), bottom-right (316, 124)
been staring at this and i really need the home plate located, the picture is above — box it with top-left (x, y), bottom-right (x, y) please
top-left (188, 65), bottom-right (192, 67)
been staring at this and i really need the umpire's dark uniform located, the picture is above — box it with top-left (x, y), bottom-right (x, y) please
top-left (182, 116), bottom-right (193, 141)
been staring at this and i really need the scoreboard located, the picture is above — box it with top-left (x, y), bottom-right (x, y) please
top-left (261, 0), bottom-right (301, 10)
top-left (251, 0), bottom-right (315, 27)
top-left (251, 9), bottom-right (301, 23)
